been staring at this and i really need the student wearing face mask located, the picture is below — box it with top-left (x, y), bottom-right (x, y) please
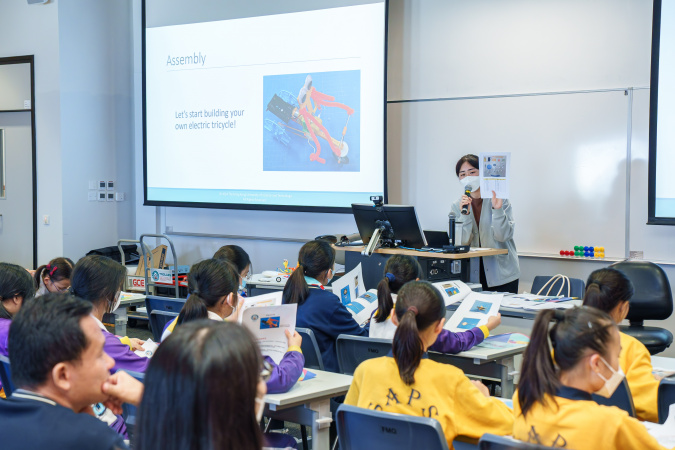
top-left (513, 307), bottom-right (672, 450)
top-left (164, 259), bottom-right (304, 394)
top-left (451, 154), bottom-right (520, 293)
top-left (283, 240), bottom-right (368, 373)
top-left (583, 268), bottom-right (661, 422)
top-left (70, 255), bottom-right (150, 373)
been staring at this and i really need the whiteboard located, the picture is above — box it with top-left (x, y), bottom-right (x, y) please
top-left (387, 90), bottom-right (629, 258)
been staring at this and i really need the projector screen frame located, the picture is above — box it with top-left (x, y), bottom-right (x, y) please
top-left (141, 0), bottom-right (389, 214)
top-left (648, 0), bottom-right (674, 225)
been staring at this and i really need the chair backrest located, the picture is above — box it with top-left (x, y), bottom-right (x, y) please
top-left (531, 275), bottom-right (585, 299)
top-left (297, 327), bottom-right (324, 371)
top-left (0, 355), bottom-right (15, 397)
top-left (609, 260), bottom-right (673, 322)
top-left (479, 434), bottom-right (558, 450)
top-left (658, 375), bottom-right (675, 424)
top-left (145, 295), bottom-right (186, 341)
top-left (336, 335), bottom-right (392, 375)
top-left (120, 370), bottom-right (145, 429)
top-left (591, 376), bottom-right (636, 417)
top-left (336, 404), bottom-right (449, 450)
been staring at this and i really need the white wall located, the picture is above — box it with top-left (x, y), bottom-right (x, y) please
top-left (0, 0), bottom-right (136, 265)
top-left (59, 0), bottom-right (135, 260)
top-left (0, 0), bottom-right (63, 263)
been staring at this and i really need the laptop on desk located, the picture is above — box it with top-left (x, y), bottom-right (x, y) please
top-left (423, 230), bottom-right (450, 249)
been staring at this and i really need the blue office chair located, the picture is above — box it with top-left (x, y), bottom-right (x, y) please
top-left (658, 376), bottom-right (675, 424)
top-left (296, 327), bottom-right (324, 371)
top-left (531, 275), bottom-right (585, 299)
top-left (0, 355), bottom-right (15, 397)
top-left (336, 335), bottom-right (392, 375)
top-left (479, 434), bottom-right (558, 449)
top-left (609, 260), bottom-right (673, 355)
top-left (145, 295), bottom-right (186, 341)
top-left (120, 370), bottom-right (145, 432)
top-left (336, 404), bottom-right (449, 450)
top-left (591, 377), bottom-right (636, 417)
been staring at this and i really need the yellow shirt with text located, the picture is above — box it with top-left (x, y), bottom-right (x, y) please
top-left (345, 356), bottom-right (513, 449)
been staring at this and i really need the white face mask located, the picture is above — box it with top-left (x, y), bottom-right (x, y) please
top-left (255, 396), bottom-right (265, 423)
top-left (460, 175), bottom-right (480, 192)
top-left (594, 356), bottom-right (625, 398)
top-left (109, 291), bottom-right (122, 314)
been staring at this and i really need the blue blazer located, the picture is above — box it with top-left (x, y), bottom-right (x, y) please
top-left (296, 287), bottom-right (368, 372)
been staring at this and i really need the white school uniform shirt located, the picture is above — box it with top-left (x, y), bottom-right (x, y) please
top-left (368, 293), bottom-right (398, 339)
top-left (160, 310), bottom-right (224, 342)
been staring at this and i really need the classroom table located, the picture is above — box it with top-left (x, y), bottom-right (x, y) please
top-left (246, 273), bottom-right (334, 297)
top-left (113, 293), bottom-right (147, 336)
top-left (432, 342), bottom-right (526, 399)
top-left (264, 369), bottom-right (352, 450)
top-left (446, 299), bottom-right (584, 321)
top-left (338, 245), bottom-right (508, 289)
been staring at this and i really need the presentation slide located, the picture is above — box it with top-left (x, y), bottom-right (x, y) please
top-left (144, 2), bottom-right (386, 211)
top-left (653, 0), bottom-right (675, 219)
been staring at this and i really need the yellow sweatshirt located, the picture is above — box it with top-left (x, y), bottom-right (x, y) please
top-left (620, 331), bottom-right (660, 422)
top-left (345, 356), bottom-right (513, 449)
top-left (513, 387), bottom-right (672, 450)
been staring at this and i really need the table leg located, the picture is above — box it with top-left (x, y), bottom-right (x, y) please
top-left (309, 399), bottom-right (333, 450)
top-left (468, 257), bottom-right (480, 284)
top-left (499, 356), bottom-right (516, 398)
top-left (113, 307), bottom-right (128, 336)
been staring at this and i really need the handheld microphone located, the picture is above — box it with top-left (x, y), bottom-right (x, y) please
top-left (461, 187), bottom-right (472, 215)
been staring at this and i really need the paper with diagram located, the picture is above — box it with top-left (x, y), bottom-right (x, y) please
top-left (343, 288), bottom-right (379, 326)
top-left (432, 280), bottom-right (471, 306)
top-left (237, 291), bottom-right (283, 323)
top-left (444, 292), bottom-right (503, 332)
top-left (479, 152), bottom-right (510, 199)
top-left (241, 303), bottom-right (297, 364)
top-left (332, 263), bottom-right (364, 306)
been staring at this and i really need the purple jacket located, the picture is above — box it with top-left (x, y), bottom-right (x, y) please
top-left (102, 329), bottom-right (150, 373)
top-left (429, 327), bottom-right (487, 354)
top-left (264, 350), bottom-right (305, 394)
top-left (0, 318), bottom-right (9, 392)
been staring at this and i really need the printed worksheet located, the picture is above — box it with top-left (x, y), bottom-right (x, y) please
top-left (344, 288), bottom-right (379, 326)
top-left (479, 152), bottom-right (510, 199)
top-left (444, 292), bottom-right (502, 332)
top-left (237, 291), bottom-right (283, 323)
top-left (241, 303), bottom-right (297, 364)
top-left (432, 280), bottom-right (471, 306)
top-left (331, 263), bottom-right (364, 306)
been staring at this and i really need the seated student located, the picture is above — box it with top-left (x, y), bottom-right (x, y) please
top-left (0, 263), bottom-right (37, 398)
top-left (71, 255), bottom-right (149, 372)
top-left (283, 240), bottom-right (368, 372)
top-left (345, 281), bottom-right (513, 446)
top-left (513, 307), bottom-right (671, 449)
top-left (582, 268), bottom-right (661, 422)
top-left (370, 254), bottom-right (501, 352)
top-left (34, 257), bottom-right (74, 296)
top-left (130, 320), bottom-right (295, 450)
top-left (0, 293), bottom-right (127, 450)
top-left (214, 244), bottom-right (252, 296)
top-left (164, 258), bottom-right (304, 394)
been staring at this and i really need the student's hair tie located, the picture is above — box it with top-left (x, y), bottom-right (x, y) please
top-left (407, 306), bottom-right (418, 316)
top-left (553, 310), bottom-right (565, 322)
top-left (48, 264), bottom-right (58, 276)
top-left (192, 290), bottom-right (201, 296)
top-left (385, 272), bottom-right (396, 282)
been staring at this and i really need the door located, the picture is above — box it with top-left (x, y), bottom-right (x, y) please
top-left (0, 59), bottom-right (35, 268)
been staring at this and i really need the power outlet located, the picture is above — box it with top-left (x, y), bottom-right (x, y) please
top-left (629, 251), bottom-right (644, 260)
top-left (115, 192), bottom-right (125, 201)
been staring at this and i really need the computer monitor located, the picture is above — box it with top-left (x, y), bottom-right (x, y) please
top-left (351, 203), bottom-right (427, 249)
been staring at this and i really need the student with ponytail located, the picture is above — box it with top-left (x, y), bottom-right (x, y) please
top-left (369, 255), bottom-right (501, 354)
top-left (34, 257), bottom-right (74, 296)
top-left (0, 262), bottom-right (36, 398)
top-left (283, 240), bottom-right (367, 373)
top-left (583, 267), bottom-right (660, 422)
top-left (70, 255), bottom-right (149, 373)
top-left (166, 259), bottom-right (304, 394)
top-left (513, 307), bottom-right (671, 449)
top-left (346, 281), bottom-right (513, 446)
